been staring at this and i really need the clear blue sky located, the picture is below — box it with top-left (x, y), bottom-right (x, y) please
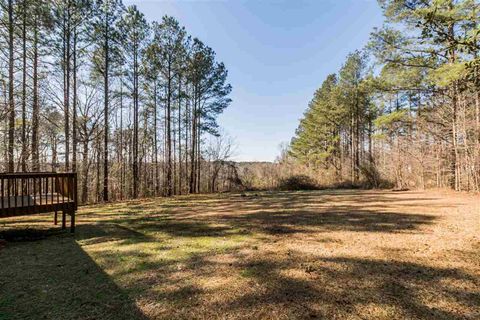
top-left (127, 0), bottom-right (384, 161)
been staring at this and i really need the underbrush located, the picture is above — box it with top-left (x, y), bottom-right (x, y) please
top-left (277, 175), bottom-right (319, 191)
top-left (275, 173), bottom-right (393, 191)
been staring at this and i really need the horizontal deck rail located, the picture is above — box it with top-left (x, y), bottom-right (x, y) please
top-left (0, 172), bottom-right (77, 232)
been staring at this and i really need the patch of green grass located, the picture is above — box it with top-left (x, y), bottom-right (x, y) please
top-left (240, 267), bottom-right (256, 278)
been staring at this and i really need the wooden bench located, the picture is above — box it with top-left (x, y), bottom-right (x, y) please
top-left (0, 172), bottom-right (77, 233)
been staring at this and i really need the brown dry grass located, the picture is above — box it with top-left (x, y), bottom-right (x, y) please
top-left (0, 189), bottom-right (479, 320)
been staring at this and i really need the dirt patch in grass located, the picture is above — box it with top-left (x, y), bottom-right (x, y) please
top-left (0, 190), bottom-right (479, 319)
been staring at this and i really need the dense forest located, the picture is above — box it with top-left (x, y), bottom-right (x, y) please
top-left (1, 0), bottom-right (479, 202)
top-left (289, 0), bottom-right (480, 191)
top-left (0, 0), bottom-right (235, 203)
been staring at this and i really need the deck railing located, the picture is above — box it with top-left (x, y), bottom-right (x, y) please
top-left (0, 172), bottom-right (77, 232)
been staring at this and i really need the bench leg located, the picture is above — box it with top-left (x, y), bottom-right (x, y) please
top-left (54, 211), bottom-right (58, 225)
top-left (70, 209), bottom-right (75, 233)
top-left (62, 211), bottom-right (66, 229)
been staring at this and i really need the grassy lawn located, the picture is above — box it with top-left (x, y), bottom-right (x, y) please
top-left (0, 190), bottom-right (479, 320)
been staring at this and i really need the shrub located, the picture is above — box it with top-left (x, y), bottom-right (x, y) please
top-left (277, 175), bottom-right (319, 191)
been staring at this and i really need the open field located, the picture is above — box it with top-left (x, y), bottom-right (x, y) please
top-left (0, 190), bottom-right (479, 320)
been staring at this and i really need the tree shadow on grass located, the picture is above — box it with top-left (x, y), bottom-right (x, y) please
top-left (212, 190), bottom-right (458, 213)
top-left (85, 193), bottom-right (439, 240)
top-left (0, 235), bottom-right (147, 320)
top-left (0, 227), bottom-right (65, 242)
top-left (111, 218), bottom-right (244, 238)
top-left (88, 240), bottom-right (477, 319)
top-left (0, 190), bottom-right (473, 319)
top-left (221, 207), bottom-right (437, 234)
top-left (214, 252), bottom-right (480, 319)
top-left (104, 207), bottom-right (436, 239)
top-left (75, 223), bottom-right (156, 246)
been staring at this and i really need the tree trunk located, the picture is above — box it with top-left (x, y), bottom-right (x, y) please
top-left (190, 92), bottom-right (197, 193)
top-left (185, 88), bottom-right (190, 194)
top-left (153, 80), bottom-right (159, 196)
top-left (166, 64), bottom-right (173, 196)
top-left (350, 113), bottom-right (355, 183)
top-left (120, 79), bottom-right (124, 200)
top-left (32, 20), bottom-right (40, 171)
top-left (72, 29), bottom-right (78, 172)
top-left (178, 76), bottom-right (182, 194)
top-left (21, 2), bottom-right (27, 172)
top-left (133, 46), bottom-right (139, 198)
top-left (7, 0), bottom-right (15, 172)
top-left (52, 136), bottom-right (58, 170)
top-left (103, 19), bottom-right (109, 202)
top-left (64, 3), bottom-right (71, 171)
top-left (196, 105), bottom-right (201, 193)
top-left (81, 136), bottom-right (89, 203)
top-left (96, 137), bottom-right (101, 202)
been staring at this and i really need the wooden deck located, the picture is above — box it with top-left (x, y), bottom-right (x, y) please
top-left (0, 172), bottom-right (77, 232)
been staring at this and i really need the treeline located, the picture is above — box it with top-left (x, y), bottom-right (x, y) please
top-left (289, 0), bottom-right (480, 191)
top-left (0, 0), bottom-right (235, 203)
